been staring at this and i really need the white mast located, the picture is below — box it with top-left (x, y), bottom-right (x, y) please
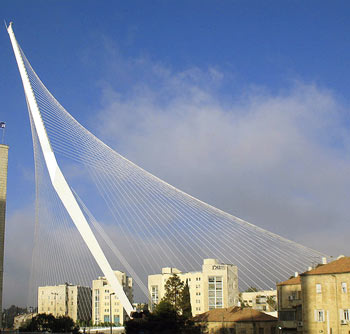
top-left (7, 22), bottom-right (133, 316)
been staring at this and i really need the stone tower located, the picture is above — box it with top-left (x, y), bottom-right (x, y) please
top-left (0, 144), bottom-right (9, 326)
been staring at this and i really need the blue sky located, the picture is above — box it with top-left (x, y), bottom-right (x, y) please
top-left (1, 0), bottom-right (350, 306)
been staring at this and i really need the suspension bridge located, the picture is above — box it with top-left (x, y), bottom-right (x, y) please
top-left (7, 22), bottom-right (327, 315)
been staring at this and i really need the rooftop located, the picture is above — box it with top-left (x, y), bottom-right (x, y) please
top-left (301, 256), bottom-right (350, 276)
top-left (277, 276), bottom-right (301, 286)
top-left (193, 306), bottom-right (277, 323)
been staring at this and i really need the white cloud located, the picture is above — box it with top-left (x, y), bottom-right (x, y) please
top-left (94, 59), bottom-right (350, 257)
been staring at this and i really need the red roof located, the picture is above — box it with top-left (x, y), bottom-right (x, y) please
top-left (193, 306), bottom-right (277, 323)
top-left (301, 257), bottom-right (350, 276)
top-left (277, 276), bottom-right (301, 286)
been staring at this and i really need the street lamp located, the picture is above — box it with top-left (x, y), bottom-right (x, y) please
top-left (109, 292), bottom-right (115, 334)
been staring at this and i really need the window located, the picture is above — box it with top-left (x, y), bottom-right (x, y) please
top-left (208, 276), bottom-right (223, 310)
top-left (259, 329), bottom-right (264, 334)
top-left (315, 310), bottom-right (324, 322)
top-left (271, 327), bottom-right (276, 334)
top-left (316, 284), bottom-right (322, 294)
top-left (104, 315), bottom-right (110, 323)
top-left (342, 282), bottom-right (347, 293)
top-left (94, 289), bottom-right (100, 323)
top-left (151, 285), bottom-right (159, 305)
top-left (342, 309), bottom-right (350, 321)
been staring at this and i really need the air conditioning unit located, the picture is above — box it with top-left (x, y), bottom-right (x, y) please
top-left (288, 295), bottom-right (294, 301)
top-left (340, 320), bottom-right (347, 325)
top-left (297, 321), bottom-right (303, 327)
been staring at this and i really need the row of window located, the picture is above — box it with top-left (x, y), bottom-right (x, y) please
top-left (208, 276), bottom-right (223, 310)
top-left (316, 282), bottom-right (347, 294)
top-left (315, 309), bottom-right (350, 322)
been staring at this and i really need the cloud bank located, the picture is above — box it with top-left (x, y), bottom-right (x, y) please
top-left (93, 53), bottom-right (350, 257)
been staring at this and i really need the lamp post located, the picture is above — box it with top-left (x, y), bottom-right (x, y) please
top-left (109, 292), bottom-right (115, 334)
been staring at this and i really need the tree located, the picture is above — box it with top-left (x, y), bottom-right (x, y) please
top-left (266, 296), bottom-right (277, 311)
top-left (244, 287), bottom-right (258, 292)
top-left (179, 281), bottom-right (192, 318)
top-left (3, 305), bottom-right (28, 328)
top-left (238, 293), bottom-right (248, 308)
top-left (125, 301), bottom-right (202, 334)
top-left (19, 313), bottom-right (79, 334)
top-left (162, 274), bottom-right (184, 312)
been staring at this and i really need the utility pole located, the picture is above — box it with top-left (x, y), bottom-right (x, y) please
top-left (110, 292), bottom-right (115, 334)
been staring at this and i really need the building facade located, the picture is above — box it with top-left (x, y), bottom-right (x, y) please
top-left (241, 290), bottom-right (277, 313)
top-left (148, 258), bottom-right (239, 316)
top-left (13, 313), bottom-right (37, 330)
top-left (92, 270), bottom-right (133, 326)
top-left (300, 256), bottom-right (350, 334)
top-left (38, 283), bottom-right (92, 323)
top-left (277, 275), bottom-right (302, 333)
top-left (0, 144), bottom-right (9, 327)
top-left (277, 256), bottom-right (350, 334)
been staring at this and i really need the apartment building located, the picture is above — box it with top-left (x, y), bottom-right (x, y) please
top-left (92, 270), bottom-right (133, 326)
top-left (0, 144), bottom-right (9, 327)
top-left (241, 289), bottom-right (277, 312)
top-left (38, 283), bottom-right (92, 323)
top-left (277, 256), bottom-right (350, 334)
top-left (277, 275), bottom-right (302, 333)
top-left (148, 258), bottom-right (239, 316)
top-left (300, 256), bottom-right (350, 334)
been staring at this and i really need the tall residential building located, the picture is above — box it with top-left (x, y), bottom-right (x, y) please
top-left (241, 289), bottom-right (277, 312)
top-left (92, 270), bottom-right (133, 326)
top-left (38, 283), bottom-right (92, 323)
top-left (148, 258), bottom-right (239, 316)
top-left (0, 144), bottom-right (9, 327)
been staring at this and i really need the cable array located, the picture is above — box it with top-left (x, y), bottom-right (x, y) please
top-left (18, 44), bottom-right (328, 308)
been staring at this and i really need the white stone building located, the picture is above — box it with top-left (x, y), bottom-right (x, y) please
top-left (240, 289), bottom-right (277, 312)
top-left (38, 283), bottom-right (92, 323)
top-left (148, 258), bottom-right (239, 316)
top-left (92, 270), bottom-right (133, 326)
